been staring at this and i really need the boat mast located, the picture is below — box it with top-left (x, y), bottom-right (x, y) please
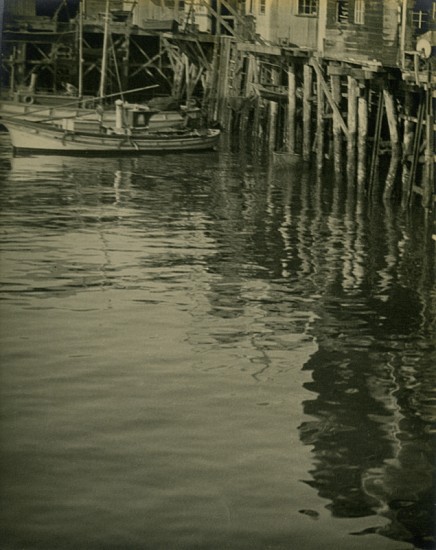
top-left (78, 0), bottom-right (84, 98)
top-left (98, 0), bottom-right (110, 100)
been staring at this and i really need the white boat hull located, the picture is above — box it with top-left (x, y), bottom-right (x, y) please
top-left (3, 119), bottom-right (220, 155)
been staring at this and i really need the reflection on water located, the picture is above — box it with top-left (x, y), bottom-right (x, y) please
top-left (0, 133), bottom-right (434, 550)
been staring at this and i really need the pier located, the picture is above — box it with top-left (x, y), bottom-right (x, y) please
top-left (1, 0), bottom-right (435, 209)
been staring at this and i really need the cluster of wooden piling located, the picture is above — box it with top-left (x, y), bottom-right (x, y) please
top-left (193, 37), bottom-right (434, 209)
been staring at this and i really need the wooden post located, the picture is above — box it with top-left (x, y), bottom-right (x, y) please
top-left (401, 90), bottom-right (414, 207)
top-left (357, 89), bottom-right (368, 192)
top-left (206, 37), bottom-right (220, 121)
top-left (331, 74), bottom-right (342, 174)
top-left (252, 96), bottom-right (261, 153)
top-left (383, 88), bottom-right (401, 200)
top-left (78, 0), bottom-right (84, 98)
top-left (286, 64), bottom-right (296, 153)
top-left (217, 36), bottom-right (232, 126)
top-left (423, 85), bottom-right (434, 208)
top-left (405, 99), bottom-right (425, 206)
top-left (316, 68), bottom-right (325, 170)
top-left (347, 75), bottom-right (358, 181)
top-left (369, 90), bottom-right (384, 197)
top-left (216, 0), bottom-right (222, 35)
top-left (98, 0), bottom-right (110, 100)
top-left (268, 100), bottom-right (278, 151)
top-left (303, 63), bottom-right (312, 161)
top-left (239, 100), bottom-right (249, 143)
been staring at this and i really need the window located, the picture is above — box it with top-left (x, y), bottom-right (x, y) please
top-left (259, 0), bottom-right (266, 15)
top-left (354, 0), bottom-right (364, 24)
top-left (297, 0), bottom-right (318, 16)
top-left (412, 10), bottom-right (429, 29)
top-left (337, 0), bottom-right (349, 23)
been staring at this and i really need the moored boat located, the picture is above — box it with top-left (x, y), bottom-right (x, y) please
top-left (2, 101), bottom-right (220, 155)
top-left (0, 98), bottom-right (201, 131)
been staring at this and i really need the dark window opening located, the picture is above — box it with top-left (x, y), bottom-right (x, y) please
top-left (337, 0), bottom-right (349, 23)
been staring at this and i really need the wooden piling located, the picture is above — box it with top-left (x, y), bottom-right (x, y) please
top-left (286, 64), bottom-right (296, 154)
top-left (330, 74), bottom-right (342, 173)
top-left (252, 96), bottom-right (261, 153)
top-left (206, 37), bottom-right (220, 121)
top-left (216, 36), bottom-right (232, 126)
top-left (401, 90), bottom-right (415, 207)
top-left (423, 85), bottom-right (434, 208)
top-left (347, 76), bottom-right (358, 181)
top-left (405, 98), bottom-right (425, 206)
top-left (268, 100), bottom-right (278, 151)
top-left (383, 87), bottom-right (400, 200)
top-left (316, 68), bottom-right (325, 170)
top-left (303, 63), bottom-right (312, 161)
top-left (369, 90), bottom-right (384, 197)
top-left (357, 90), bottom-right (368, 192)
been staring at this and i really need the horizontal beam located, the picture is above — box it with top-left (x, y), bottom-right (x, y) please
top-left (236, 42), bottom-right (281, 56)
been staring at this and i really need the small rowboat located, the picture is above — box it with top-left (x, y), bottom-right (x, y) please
top-left (2, 101), bottom-right (220, 156)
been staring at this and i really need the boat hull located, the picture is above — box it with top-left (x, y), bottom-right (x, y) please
top-left (3, 119), bottom-right (220, 155)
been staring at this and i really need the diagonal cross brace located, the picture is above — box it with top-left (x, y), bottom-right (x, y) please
top-left (310, 58), bottom-right (349, 139)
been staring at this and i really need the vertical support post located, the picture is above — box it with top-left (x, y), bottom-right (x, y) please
top-left (405, 98), bottom-right (425, 206)
top-left (383, 87), bottom-right (401, 200)
top-left (10, 47), bottom-right (16, 96)
top-left (357, 87), bottom-right (368, 192)
top-left (347, 75), bottom-right (358, 181)
top-left (268, 100), bottom-right (278, 151)
top-left (423, 85), bottom-right (434, 208)
top-left (98, 0), bottom-right (110, 100)
top-left (252, 96), bottom-right (261, 153)
top-left (331, 73), bottom-right (342, 174)
top-left (239, 100), bottom-right (249, 143)
top-left (369, 89), bottom-right (384, 197)
top-left (401, 89), bottom-right (414, 207)
top-left (303, 63), bottom-right (312, 161)
top-left (78, 0), bottom-right (84, 98)
top-left (316, 67), bottom-right (325, 170)
top-left (207, 36), bottom-right (220, 121)
top-left (286, 63), bottom-right (296, 153)
top-left (216, 36), bottom-right (231, 126)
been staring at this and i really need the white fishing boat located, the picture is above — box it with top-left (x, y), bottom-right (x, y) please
top-left (2, 100), bottom-right (220, 155)
top-left (0, 99), bottom-right (201, 131)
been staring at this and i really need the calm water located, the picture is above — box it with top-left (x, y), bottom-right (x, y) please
top-left (0, 133), bottom-right (434, 550)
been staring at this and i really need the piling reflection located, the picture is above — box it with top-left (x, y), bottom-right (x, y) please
top-left (284, 168), bottom-right (435, 549)
top-left (205, 153), bottom-right (435, 548)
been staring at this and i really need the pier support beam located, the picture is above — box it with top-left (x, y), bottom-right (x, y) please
top-left (252, 96), bottom-right (262, 152)
top-left (217, 36), bottom-right (232, 126)
top-left (369, 90), bottom-right (384, 198)
top-left (331, 74), bottom-right (342, 174)
top-left (357, 89), bottom-right (368, 193)
top-left (347, 76), bottom-right (358, 181)
top-left (303, 63), bottom-right (312, 161)
top-left (316, 68), bottom-right (325, 170)
top-left (423, 85), bottom-right (434, 208)
top-left (401, 90), bottom-right (414, 207)
top-left (286, 63), bottom-right (296, 153)
top-left (268, 100), bottom-right (278, 151)
top-left (383, 87), bottom-right (401, 200)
